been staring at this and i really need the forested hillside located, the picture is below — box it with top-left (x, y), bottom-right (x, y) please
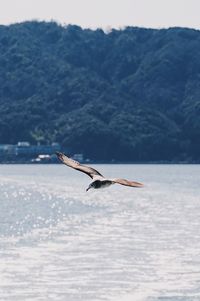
top-left (0, 21), bottom-right (199, 161)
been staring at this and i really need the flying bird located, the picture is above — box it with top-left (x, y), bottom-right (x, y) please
top-left (56, 152), bottom-right (144, 191)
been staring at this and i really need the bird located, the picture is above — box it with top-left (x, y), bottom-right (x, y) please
top-left (56, 152), bottom-right (144, 191)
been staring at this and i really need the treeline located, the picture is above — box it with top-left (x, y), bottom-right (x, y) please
top-left (0, 21), bottom-right (199, 161)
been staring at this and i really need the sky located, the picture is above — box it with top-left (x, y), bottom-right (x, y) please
top-left (0, 0), bottom-right (200, 30)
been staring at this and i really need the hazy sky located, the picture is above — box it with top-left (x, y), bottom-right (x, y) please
top-left (0, 0), bottom-right (200, 30)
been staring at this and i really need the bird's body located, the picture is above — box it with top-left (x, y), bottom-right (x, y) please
top-left (87, 178), bottom-right (113, 190)
top-left (56, 152), bottom-right (144, 191)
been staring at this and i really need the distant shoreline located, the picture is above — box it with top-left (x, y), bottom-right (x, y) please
top-left (0, 160), bottom-right (199, 165)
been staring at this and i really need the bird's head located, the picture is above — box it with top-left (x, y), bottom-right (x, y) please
top-left (86, 183), bottom-right (93, 192)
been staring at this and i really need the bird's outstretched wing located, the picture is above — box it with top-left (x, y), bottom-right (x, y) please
top-left (112, 178), bottom-right (144, 188)
top-left (56, 152), bottom-right (104, 179)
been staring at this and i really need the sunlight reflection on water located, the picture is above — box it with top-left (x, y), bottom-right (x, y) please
top-left (0, 164), bottom-right (200, 301)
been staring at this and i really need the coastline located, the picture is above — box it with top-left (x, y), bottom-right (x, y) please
top-left (0, 160), bottom-right (199, 165)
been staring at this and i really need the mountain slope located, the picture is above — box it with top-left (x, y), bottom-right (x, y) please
top-left (0, 22), bottom-right (199, 161)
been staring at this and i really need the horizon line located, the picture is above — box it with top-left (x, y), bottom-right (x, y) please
top-left (1, 19), bottom-right (200, 32)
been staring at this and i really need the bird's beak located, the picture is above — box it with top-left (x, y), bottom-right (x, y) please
top-left (86, 187), bottom-right (90, 192)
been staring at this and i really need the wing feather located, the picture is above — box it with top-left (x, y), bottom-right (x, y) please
top-left (56, 152), bottom-right (104, 179)
top-left (112, 178), bottom-right (144, 188)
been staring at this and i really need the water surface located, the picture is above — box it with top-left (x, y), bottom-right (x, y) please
top-left (0, 164), bottom-right (200, 301)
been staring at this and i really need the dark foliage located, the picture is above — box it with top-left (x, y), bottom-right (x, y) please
top-left (0, 21), bottom-right (199, 161)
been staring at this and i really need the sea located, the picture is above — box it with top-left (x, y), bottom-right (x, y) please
top-left (0, 164), bottom-right (200, 301)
